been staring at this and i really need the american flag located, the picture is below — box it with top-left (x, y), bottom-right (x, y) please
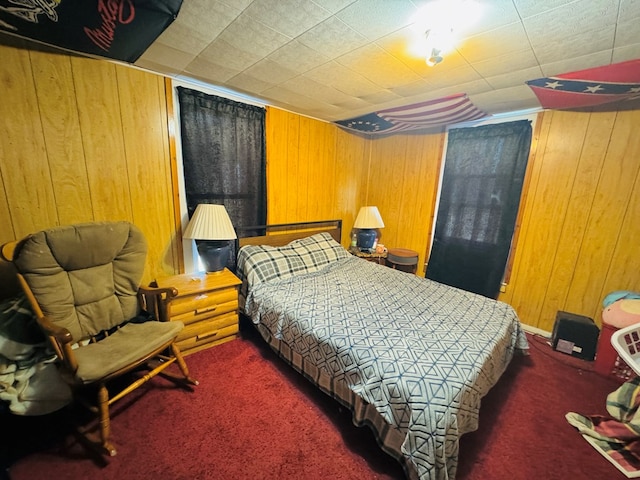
top-left (526, 59), bottom-right (640, 110)
top-left (335, 93), bottom-right (487, 135)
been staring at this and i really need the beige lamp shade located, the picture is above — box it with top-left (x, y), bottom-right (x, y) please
top-left (353, 206), bottom-right (385, 229)
top-left (183, 204), bottom-right (237, 240)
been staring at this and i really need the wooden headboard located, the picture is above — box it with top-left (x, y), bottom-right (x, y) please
top-left (237, 219), bottom-right (342, 248)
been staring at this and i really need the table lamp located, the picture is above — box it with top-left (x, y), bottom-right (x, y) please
top-left (353, 206), bottom-right (384, 251)
top-left (183, 204), bottom-right (237, 273)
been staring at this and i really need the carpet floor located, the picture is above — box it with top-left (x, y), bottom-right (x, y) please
top-left (3, 328), bottom-right (624, 480)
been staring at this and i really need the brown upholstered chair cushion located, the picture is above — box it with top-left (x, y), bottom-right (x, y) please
top-left (14, 222), bottom-right (147, 343)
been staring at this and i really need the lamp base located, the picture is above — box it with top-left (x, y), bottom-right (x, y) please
top-left (195, 240), bottom-right (230, 273)
top-left (356, 229), bottom-right (376, 251)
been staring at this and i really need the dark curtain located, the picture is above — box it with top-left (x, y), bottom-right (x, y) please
top-left (177, 87), bottom-right (266, 270)
top-left (426, 120), bottom-right (532, 298)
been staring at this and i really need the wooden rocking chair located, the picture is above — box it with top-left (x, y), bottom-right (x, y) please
top-left (1, 221), bottom-right (198, 457)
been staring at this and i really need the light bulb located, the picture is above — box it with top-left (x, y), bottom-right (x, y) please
top-left (426, 48), bottom-right (443, 66)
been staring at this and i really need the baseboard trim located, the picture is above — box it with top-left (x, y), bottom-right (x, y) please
top-left (521, 323), bottom-right (551, 338)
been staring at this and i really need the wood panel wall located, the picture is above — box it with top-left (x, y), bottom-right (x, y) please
top-left (265, 107), bottom-right (369, 245)
top-left (365, 133), bottom-right (445, 275)
top-left (266, 108), bottom-right (640, 332)
top-left (500, 109), bottom-right (640, 331)
top-left (0, 41), bottom-right (180, 287)
top-left (1, 40), bottom-right (638, 332)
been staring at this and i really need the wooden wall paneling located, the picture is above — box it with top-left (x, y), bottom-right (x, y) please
top-left (502, 114), bottom-right (543, 288)
top-left (0, 169), bottom-right (19, 298)
top-left (117, 67), bottom-right (178, 281)
top-left (537, 111), bottom-right (616, 326)
top-left (0, 45), bottom-right (58, 238)
top-left (296, 115), bottom-right (311, 221)
top-left (71, 57), bottom-right (132, 222)
top-left (164, 78), bottom-right (184, 274)
top-left (334, 129), bottom-right (368, 245)
top-left (265, 107), bottom-right (284, 223)
top-left (310, 120), bottom-right (328, 221)
top-left (600, 157), bottom-right (640, 299)
top-left (317, 121), bottom-right (337, 222)
top-left (284, 111), bottom-right (301, 222)
top-left (266, 108), bottom-right (294, 224)
top-left (367, 135), bottom-right (409, 250)
top-left (30, 49), bottom-right (93, 226)
top-left (565, 109), bottom-right (640, 321)
top-left (403, 133), bottom-right (445, 276)
top-left (506, 111), bottom-right (590, 329)
top-left (320, 122), bottom-right (342, 219)
top-left (498, 113), bottom-right (551, 307)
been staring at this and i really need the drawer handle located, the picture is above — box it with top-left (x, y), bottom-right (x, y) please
top-left (195, 305), bottom-right (217, 315)
top-left (197, 331), bottom-right (219, 340)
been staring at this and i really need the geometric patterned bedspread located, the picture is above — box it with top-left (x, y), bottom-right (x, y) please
top-left (242, 257), bottom-right (529, 480)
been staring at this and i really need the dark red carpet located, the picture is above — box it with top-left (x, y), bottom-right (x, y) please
top-left (2, 329), bottom-right (623, 480)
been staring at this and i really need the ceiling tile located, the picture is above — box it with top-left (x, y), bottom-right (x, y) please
top-left (242, 58), bottom-right (299, 85)
top-left (218, 13), bottom-right (291, 57)
top-left (532, 25), bottom-right (616, 64)
top-left (331, 97), bottom-right (372, 111)
top-left (184, 57), bottom-right (241, 84)
top-left (198, 39), bottom-right (262, 71)
top-left (470, 85), bottom-right (541, 113)
top-left (522, 0), bottom-right (619, 42)
top-left (261, 85), bottom-right (335, 111)
top-left (612, 44), bottom-right (640, 63)
top-left (387, 80), bottom-right (434, 98)
top-left (296, 16), bottom-right (369, 59)
top-left (98, 0), bottom-right (640, 123)
top-left (453, 0), bottom-right (522, 36)
top-left (458, 23), bottom-right (532, 64)
top-left (304, 61), bottom-right (382, 96)
top-left (485, 65), bottom-right (545, 89)
top-left (225, 73), bottom-right (276, 95)
top-left (540, 50), bottom-right (615, 76)
top-left (470, 49), bottom-right (539, 78)
top-left (620, 0), bottom-right (640, 19)
top-left (337, 44), bottom-right (423, 88)
top-left (243, 0), bottom-right (332, 38)
top-left (423, 62), bottom-right (483, 89)
top-left (310, 0), bottom-right (357, 14)
top-left (513, 0), bottom-right (578, 19)
top-left (336, 0), bottom-right (418, 40)
top-left (163, 0), bottom-right (243, 52)
top-left (280, 75), bottom-right (355, 104)
top-left (135, 58), bottom-right (183, 77)
top-left (137, 42), bottom-right (195, 71)
top-left (615, 18), bottom-right (640, 47)
top-left (357, 89), bottom-right (402, 105)
top-left (267, 40), bottom-right (331, 74)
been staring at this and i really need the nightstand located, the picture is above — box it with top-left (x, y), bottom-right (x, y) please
top-left (154, 269), bottom-right (242, 356)
top-left (348, 246), bottom-right (387, 265)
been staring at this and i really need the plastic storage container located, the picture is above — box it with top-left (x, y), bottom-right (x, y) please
top-left (595, 298), bottom-right (640, 382)
top-left (611, 323), bottom-right (640, 378)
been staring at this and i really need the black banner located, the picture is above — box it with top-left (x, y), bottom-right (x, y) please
top-left (0, 0), bottom-right (183, 63)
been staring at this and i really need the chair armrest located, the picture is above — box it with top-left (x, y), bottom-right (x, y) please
top-left (137, 285), bottom-right (178, 322)
top-left (37, 314), bottom-right (74, 345)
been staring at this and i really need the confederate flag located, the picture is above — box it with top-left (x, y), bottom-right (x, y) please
top-left (526, 59), bottom-right (640, 110)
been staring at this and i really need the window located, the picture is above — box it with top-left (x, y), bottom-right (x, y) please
top-left (426, 120), bottom-right (532, 298)
top-left (176, 86), bottom-right (266, 271)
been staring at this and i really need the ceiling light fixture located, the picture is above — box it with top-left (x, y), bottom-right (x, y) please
top-left (410, 0), bottom-right (482, 67)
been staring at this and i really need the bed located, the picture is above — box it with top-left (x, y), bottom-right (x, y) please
top-left (235, 221), bottom-right (529, 480)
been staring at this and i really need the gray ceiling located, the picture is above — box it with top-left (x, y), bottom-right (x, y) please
top-left (135, 0), bottom-right (639, 123)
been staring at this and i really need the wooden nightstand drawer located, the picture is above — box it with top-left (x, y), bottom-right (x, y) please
top-left (176, 311), bottom-right (238, 343)
top-left (154, 269), bottom-right (242, 355)
top-left (171, 290), bottom-right (238, 325)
